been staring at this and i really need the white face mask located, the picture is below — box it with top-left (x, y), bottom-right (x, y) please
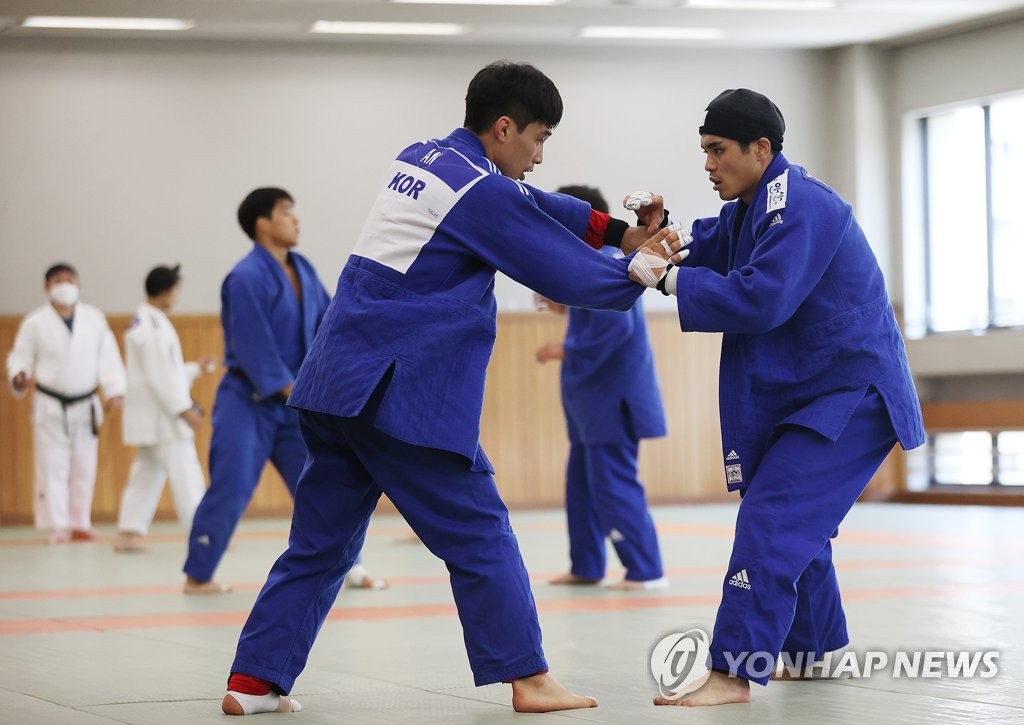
top-left (48, 282), bottom-right (79, 307)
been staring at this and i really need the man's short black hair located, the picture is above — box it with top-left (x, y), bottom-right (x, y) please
top-left (237, 187), bottom-right (294, 241)
top-left (145, 264), bottom-right (182, 297)
top-left (464, 61), bottom-right (563, 134)
top-left (44, 262), bottom-right (77, 283)
top-left (556, 185), bottom-right (609, 214)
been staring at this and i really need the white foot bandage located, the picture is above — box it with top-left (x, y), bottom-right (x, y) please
top-left (605, 576), bottom-right (670, 590)
top-left (223, 691), bottom-right (302, 715)
top-left (639, 576), bottom-right (670, 590)
top-left (624, 191), bottom-right (653, 211)
top-left (346, 564), bottom-right (389, 590)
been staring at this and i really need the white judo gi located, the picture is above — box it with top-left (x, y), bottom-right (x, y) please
top-left (6, 303), bottom-right (126, 533)
top-left (118, 303), bottom-right (207, 535)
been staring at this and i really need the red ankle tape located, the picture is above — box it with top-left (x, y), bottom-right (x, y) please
top-left (228, 673), bottom-right (272, 696)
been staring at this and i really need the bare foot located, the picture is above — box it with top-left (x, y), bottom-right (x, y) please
top-left (113, 531), bottom-right (145, 553)
top-left (48, 530), bottom-right (69, 545)
top-left (70, 530), bottom-right (95, 542)
top-left (605, 576), bottom-right (669, 591)
top-left (511, 673), bottom-right (597, 713)
top-left (548, 572), bottom-right (601, 586)
top-left (222, 691), bottom-right (302, 715)
top-left (653, 670), bottom-right (750, 707)
top-left (183, 576), bottom-right (232, 595)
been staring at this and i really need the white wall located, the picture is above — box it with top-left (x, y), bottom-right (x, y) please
top-left (832, 45), bottom-right (894, 286)
top-left (890, 17), bottom-right (1024, 115)
top-left (0, 38), bottom-right (832, 314)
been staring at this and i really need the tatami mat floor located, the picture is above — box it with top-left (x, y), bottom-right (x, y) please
top-left (1, 502), bottom-right (1021, 724)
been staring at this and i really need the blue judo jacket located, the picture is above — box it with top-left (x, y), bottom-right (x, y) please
top-left (289, 127), bottom-right (644, 472)
top-left (221, 245), bottom-right (331, 399)
top-left (561, 248), bottom-right (666, 446)
top-left (675, 153), bottom-right (925, 491)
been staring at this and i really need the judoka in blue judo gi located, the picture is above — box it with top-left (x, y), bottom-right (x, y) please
top-left (218, 62), bottom-right (686, 716)
top-left (538, 185), bottom-right (669, 592)
top-left (629, 89), bottom-right (925, 707)
top-left (182, 187), bottom-right (386, 594)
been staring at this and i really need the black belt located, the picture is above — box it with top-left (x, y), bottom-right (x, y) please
top-left (227, 368), bottom-right (289, 404)
top-left (34, 383), bottom-right (99, 436)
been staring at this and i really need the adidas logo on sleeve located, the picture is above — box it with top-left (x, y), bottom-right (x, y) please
top-left (728, 569), bottom-right (751, 590)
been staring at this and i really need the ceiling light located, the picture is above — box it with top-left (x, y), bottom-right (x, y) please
top-left (394, 0), bottom-right (563, 5)
top-left (310, 20), bottom-right (471, 35)
top-left (686, 0), bottom-right (835, 9)
top-left (579, 26), bottom-right (725, 40)
top-left (20, 16), bottom-right (195, 31)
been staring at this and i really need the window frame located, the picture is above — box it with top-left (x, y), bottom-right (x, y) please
top-left (913, 94), bottom-right (1024, 337)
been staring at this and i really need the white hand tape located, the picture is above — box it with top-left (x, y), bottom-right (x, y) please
top-left (628, 249), bottom-right (668, 288)
top-left (666, 222), bottom-right (694, 248)
top-left (659, 224), bottom-right (693, 256)
top-left (624, 191), bottom-right (653, 211)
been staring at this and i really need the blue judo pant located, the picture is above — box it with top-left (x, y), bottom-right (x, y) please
top-left (709, 388), bottom-right (898, 685)
top-left (184, 377), bottom-right (307, 582)
top-left (230, 389), bottom-right (548, 691)
top-left (565, 440), bottom-right (664, 581)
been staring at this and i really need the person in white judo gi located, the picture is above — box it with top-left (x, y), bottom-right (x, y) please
top-left (114, 264), bottom-right (217, 553)
top-left (6, 263), bottom-right (126, 544)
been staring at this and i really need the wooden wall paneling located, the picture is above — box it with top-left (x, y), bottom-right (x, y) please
top-left (0, 320), bottom-right (36, 524)
top-left (0, 314), bottom-right (297, 526)
top-left (482, 313), bottom-right (571, 508)
top-left (482, 312), bottom-right (730, 509)
top-left (641, 317), bottom-right (726, 502)
top-left (921, 400), bottom-right (1024, 431)
top-left (2, 310), bottom-right (925, 526)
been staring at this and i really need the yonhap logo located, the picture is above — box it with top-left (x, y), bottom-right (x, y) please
top-left (650, 629), bottom-right (711, 700)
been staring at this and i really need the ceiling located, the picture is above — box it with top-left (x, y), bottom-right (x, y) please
top-left (2, 0), bottom-right (1024, 48)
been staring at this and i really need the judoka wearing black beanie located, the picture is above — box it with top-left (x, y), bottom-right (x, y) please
top-left (698, 88), bottom-right (785, 150)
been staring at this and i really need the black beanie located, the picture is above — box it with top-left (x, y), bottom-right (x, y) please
top-left (698, 88), bottom-right (785, 147)
top-left (145, 264), bottom-right (181, 297)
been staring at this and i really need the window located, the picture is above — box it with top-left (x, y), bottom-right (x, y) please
top-left (907, 93), bottom-right (1024, 336)
top-left (988, 96), bottom-right (1024, 327)
top-left (906, 431), bottom-right (1024, 489)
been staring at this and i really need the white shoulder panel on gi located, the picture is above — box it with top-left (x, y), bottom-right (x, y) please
top-left (353, 159), bottom-right (486, 275)
top-left (766, 168), bottom-right (789, 214)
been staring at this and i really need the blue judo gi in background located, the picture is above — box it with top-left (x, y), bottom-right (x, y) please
top-left (560, 247), bottom-right (667, 583)
top-left (183, 244), bottom-right (330, 583)
top-left (230, 127), bottom-right (646, 691)
top-left (674, 153), bottom-right (925, 684)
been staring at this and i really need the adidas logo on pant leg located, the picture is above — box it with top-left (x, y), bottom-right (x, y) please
top-left (729, 569), bottom-right (751, 590)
